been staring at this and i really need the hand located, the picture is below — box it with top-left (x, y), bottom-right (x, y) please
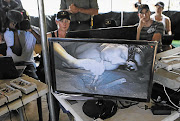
top-left (69, 4), bottom-right (79, 14)
top-left (26, 27), bottom-right (33, 32)
top-left (138, 17), bottom-right (146, 29)
top-left (9, 22), bottom-right (17, 31)
top-left (4, 0), bottom-right (10, 3)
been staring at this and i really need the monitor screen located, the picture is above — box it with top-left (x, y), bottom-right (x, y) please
top-left (49, 38), bottom-right (158, 102)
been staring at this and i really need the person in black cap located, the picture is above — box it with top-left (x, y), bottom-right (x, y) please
top-left (47, 10), bottom-right (70, 38)
top-left (150, 1), bottom-right (172, 35)
top-left (45, 10), bottom-right (72, 121)
top-left (136, 4), bottom-right (164, 53)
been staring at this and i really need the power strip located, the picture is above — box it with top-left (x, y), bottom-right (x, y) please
top-left (0, 83), bottom-right (22, 102)
top-left (0, 92), bottom-right (8, 106)
top-left (10, 78), bottom-right (37, 94)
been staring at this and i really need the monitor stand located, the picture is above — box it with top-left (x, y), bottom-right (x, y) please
top-left (82, 99), bottom-right (117, 120)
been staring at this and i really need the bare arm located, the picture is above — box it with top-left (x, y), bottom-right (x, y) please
top-left (136, 26), bottom-right (141, 40)
top-left (68, 4), bottom-right (98, 15)
top-left (47, 32), bottom-right (52, 38)
top-left (136, 17), bottom-right (145, 40)
top-left (152, 33), bottom-right (161, 41)
top-left (53, 42), bottom-right (78, 67)
top-left (10, 30), bottom-right (22, 56)
top-left (28, 27), bottom-right (41, 44)
top-left (165, 18), bottom-right (172, 35)
top-left (7, 22), bottom-right (22, 56)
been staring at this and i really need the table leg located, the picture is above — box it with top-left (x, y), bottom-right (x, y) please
top-left (37, 97), bottom-right (43, 121)
top-left (18, 107), bottom-right (25, 121)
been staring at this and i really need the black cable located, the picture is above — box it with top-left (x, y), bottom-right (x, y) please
top-left (163, 86), bottom-right (180, 98)
top-left (152, 82), bottom-right (180, 108)
top-left (2, 94), bottom-right (12, 121)
top-left (35, 88), bottom-right (40, 98)
top-left (118, 100), bottom-right (128, 109)
top-left (176, 87), bottom-right (180, 92)
top-left (20, 97), bottom-right (28, 121)
top-left (5, 102), bottom-right (12, 121)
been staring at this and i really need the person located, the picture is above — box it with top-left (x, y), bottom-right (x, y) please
top-left (4, 10), bottom-right (41, 79)
top-left (150, 1), bottom-right (172, 35)
top-left (136, 4), bottom-right (164, 53)
top-left (43, 10), bottom-right (73, 121)
top-left (47, 10), bottom-right (70, 38)
top-left (60, 0), bottom-right (99, 31)
top-left (150, 2), bottom-right (173, 51)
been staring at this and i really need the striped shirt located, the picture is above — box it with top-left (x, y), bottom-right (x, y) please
top-left (140, 21), bottom-right (164, 41)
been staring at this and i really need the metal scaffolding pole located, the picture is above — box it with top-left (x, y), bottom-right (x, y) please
top-left (37, 0), bottom-right (56, 121)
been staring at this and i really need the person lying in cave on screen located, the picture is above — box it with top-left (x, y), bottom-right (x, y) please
top-left (53, 42), bottom-right (146, 79)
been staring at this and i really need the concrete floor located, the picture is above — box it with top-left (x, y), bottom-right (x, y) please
top-left (0, 95), bottom-right (70, 121)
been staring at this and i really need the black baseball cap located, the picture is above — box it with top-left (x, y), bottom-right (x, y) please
top-left (138, 4), bottom-right (150, 13)
top-left (155, 2), bottom-right (164, 8)
top-left (56, 11), bottom-right (70, 21)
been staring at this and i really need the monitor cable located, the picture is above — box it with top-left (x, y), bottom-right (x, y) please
top-left (5, 102), bottom-right (12, 121)
top-left (19, 96), bottom-right (28, 121)
top-left (35, 88), bottom-right (40, 98)
top-left (1, 92), bottom-right (12, 121)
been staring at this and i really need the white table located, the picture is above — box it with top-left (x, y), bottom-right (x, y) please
top-left (0, 75), bottom-right (48, 121)
top-left (52, 92), bottom-right (180, 121)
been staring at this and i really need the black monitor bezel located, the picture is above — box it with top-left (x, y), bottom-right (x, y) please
top-left (48, 38), bottom-right (158, 102)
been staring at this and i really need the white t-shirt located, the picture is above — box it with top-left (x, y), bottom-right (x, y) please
top-left (4, 26), bottom-right (38, 64)
top-left (150, 14), bottom-right (170, 33)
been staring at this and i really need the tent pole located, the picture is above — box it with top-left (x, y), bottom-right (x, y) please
top-left (121, 11), bottom-right (123, 27)
top-left (168, 0), bottom-right (170, 11)
top-left (37, 0), bottom-right (56, 121)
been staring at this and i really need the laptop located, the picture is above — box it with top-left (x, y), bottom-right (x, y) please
top-left (0, 56), bottom-right (26, 79)
top-left (162, 34), bottom-right (174, 45)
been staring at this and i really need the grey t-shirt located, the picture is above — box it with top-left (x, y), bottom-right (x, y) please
top-left (60, 0), bottom-right (98, 21)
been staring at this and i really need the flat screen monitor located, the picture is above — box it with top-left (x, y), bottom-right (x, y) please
top-left (49, 38), bottom-right (158, 103)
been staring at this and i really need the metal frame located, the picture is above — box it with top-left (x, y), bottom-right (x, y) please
top-left (37, 0), bottom-right (56, 121)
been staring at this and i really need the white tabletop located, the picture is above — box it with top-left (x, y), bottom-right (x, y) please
top-left (52, 92), bottom-right (180, 121)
